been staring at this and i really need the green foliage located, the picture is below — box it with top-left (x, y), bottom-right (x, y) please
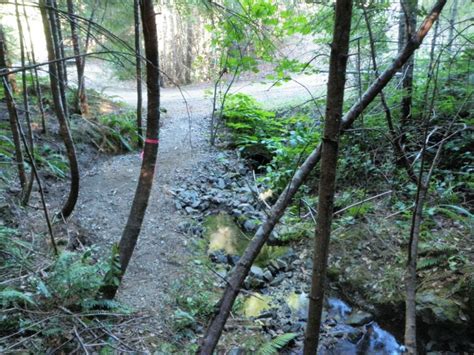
top-left (97, 111), bottom-right (141, 152)
top-left (256, 333), bottom-right (297, 355)
top-left (42, 249), bottom-right (107, 307)
top-left (223, 93), bottom-right (280, 144)
top-left (223, 93), bottom-right (321, 190)
top-left (103, 243), bottom-right (122, 289)
top-left (0, 288), bottom-right (36, 307)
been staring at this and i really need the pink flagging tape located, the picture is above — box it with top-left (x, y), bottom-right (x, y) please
top-left (145, 138), bottom-right (159, 144)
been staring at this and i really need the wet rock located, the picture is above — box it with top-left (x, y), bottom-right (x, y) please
top-left (209, 250), bottom-right (228, 264)
top-left (346, 311), bottom-right (373, 326)
top-left (270, 274), bottom-right (285, 287)
top-left (227, 254), bottom-right (240, 266)
top-left (250, 266), bottom-right (265, 280)
top-left (263, 269), bottom-right (274, 282)
top-left (276, 259), bottom-right (288, 271)
top-left (228, 347), bottom-right (245, 355)
top-left (243, 219), bottom-right (258, 232)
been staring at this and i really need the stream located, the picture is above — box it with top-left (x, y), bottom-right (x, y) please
top-left (319, 298), bottom-right (405, 355)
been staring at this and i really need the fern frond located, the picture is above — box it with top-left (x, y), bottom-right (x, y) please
top-left (0, 288), bottom-right (36, 307)
top-left (257, 333), bottom-right (297, 355)
top-left (418, 257), bottom-right (444, 270)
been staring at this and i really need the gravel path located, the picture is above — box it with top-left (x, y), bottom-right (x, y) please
top-left (73, 65), bottom-right (327, 327)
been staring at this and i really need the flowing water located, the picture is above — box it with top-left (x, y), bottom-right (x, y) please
top-left (320, 298), bottom-right (405, 355)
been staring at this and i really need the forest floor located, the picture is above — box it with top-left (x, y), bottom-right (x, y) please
top-left (55, 65), bottom-right (329, 342)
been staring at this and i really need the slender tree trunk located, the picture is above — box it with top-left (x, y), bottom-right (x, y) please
top-left (134, 0), bottom-right (143, 142)
top-left (53, 0), bottom-right (68, 86)
top-left (22, 0), bottom-right (47, 133)
top-left (185, 16), bottom-right (193, 84)
top-left (0, 26), bottom-right (27, 189)
top-left (15, 0), bottom-right (35, 205)
top-left (76, 0), bottom-right (98, 106)
top-left (447, 0), bottom-right (458, 53)
top-left (101, 0), bottom-right (161, 300)
top-left (40, 0), bottom-right (79, 219)
top-left (48, 0), bottom-right (68, 117)
top-left (197, 1), bottom-right (447, 352)
top-left (304, 1), bottom-right (352, 353)
top-left (405, 104), bottom-right (458, 355)
top-left (66, 0), bottom-right (88, 115)
top-left (399, 0), bottom-right (418, 144)
top-left (363, 7), bottom-right (417, 183)
top-left (2, 77), bottom-right (57, 255)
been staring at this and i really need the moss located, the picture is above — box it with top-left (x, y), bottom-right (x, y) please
top-left (242, 294), bottom-right (271, 318)
top-left (203, 212), bottom-right (288, 267)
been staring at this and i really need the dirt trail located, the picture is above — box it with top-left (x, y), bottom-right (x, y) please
top-left (74, 65), bottom-right (327, 326)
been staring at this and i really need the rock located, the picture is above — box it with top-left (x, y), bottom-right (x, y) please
top-left (184, 206), bottom-right (197, 214)
top-left (263, 269), bottom-right (274, 282)
top-left (270, 274), bottom-right (285, 287)
top-left (347, 329), bottom-right (364, 343)
top-left (176, 221), bottom-right (190, 233)
top-left (276, 259), bottom-right (288, 271)
top-left (231, 209), bottom-right (243, 218)
top-left (227, 347), bottom-right (245, 355)
top-left (250, 266), bottom-right (265, 280)
top-left (227, 254), bottom-right (240, 266)
top-left (209, 250), bottom-right (228, 264)
top-left (345, 311), bottom-right (373, 326)
top-left (216, 178), bottom-right (226, 189)
top-left (243, 219), bottom-right (258, 232)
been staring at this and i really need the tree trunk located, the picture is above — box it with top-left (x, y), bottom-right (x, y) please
top-left (48, 0), bottom-right (68, 117)
top-left (399, 0), bottom-right (418, 144)
top-left (0, 26), bottom-right (27, 189)
top-left (185, 15), bottom-right (193, 84)
top-left (197, 1), bottom-right (447, 352)
top-left (15, 0), bottom-right (35, 205)
top-left (303, 1), bottom-right (352, 353)
top-left (363, 7), bottom-right (417, 183)
top-left (22, 0), bottom-right (47, 133)
top-left (134, 0), bottom-right (143, 142)
top-left (101, 0), bottom-right (161, 300)
top-left (40, 0), bottom-right (80, 219)
top-left (66, 0), bottom-right (89, 115)
top-left (447, 0), bottom-right (458, 53)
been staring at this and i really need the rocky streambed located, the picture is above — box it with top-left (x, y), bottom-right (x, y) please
top-left (171, 151), bottom-right (411, 354)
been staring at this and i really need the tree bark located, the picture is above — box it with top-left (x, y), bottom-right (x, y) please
top-left (101, 0), bottom-right (161, 300)
top-left (15, 0), bottom-right (35, 205)
top-left (48, 0), bottom-right (68, 117)
top-left (197, 1), bottom-right (447, 352)
top-left (66, 0), bottom-right (89, 115)
top-left (40, 0), bottom-right (80, 219)
top-left (22, 0), bottom-right (47, 133)
top-left (304, 0), bottom-right (352, 353)
top-left (0, 26), bottom-right (27, 189)
top-left (363, 7), bottom-right (417, 183)
top-left (447, 0), bottom-right (458, 53)
top-left (399, 0), bottom-right (418, 144)
top-left (134, 0), bottom-right (143, 142)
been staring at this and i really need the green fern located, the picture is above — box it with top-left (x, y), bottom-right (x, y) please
top-left (257, 333), bottom-right (297, 355)
top-left (417, 256), bottom-right (444, 270)
top-left (0, 288), bottom-right (36, 307)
